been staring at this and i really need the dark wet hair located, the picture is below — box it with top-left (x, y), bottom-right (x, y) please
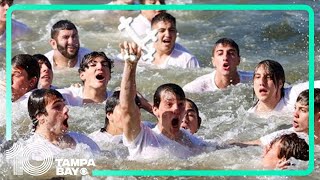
top-left (139, 0), bottom-right (165, 4)
top-left (28, 89), bottom-right (64, 132)
top-left (186, 98), bottom-right (202, 129)
top-left (100, 91), bottom-right (141, 132)
top-left (33, 54), bottom-right (52, 70)
top-left (212, 38), bottom-right (240, 57)
top-left (51, 19), bottom-right (77, 39)
top-left (270, 133), bottom-right (309, 161)
top-left (12, 54), bottom-right (40, 90)
top-left (153, 83), bottom-right (185, 108)
top-left (78, 51), bottom-right (113, 73)
top-left (253, 60), bottom-right (285, 101)
top-left (151, 12), bottom-right (176, 28)
top-left (0, 0), bottom-right (13, 6)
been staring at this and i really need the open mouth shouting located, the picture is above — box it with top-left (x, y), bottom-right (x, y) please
top-left (222, 62), bottom-right (230, 71)
top-left (171, 117), bottom-right (180, 129)
top-left (62, 117), bottom-right (69, 132)
top-left (95, 73), bottom-right (106, 82)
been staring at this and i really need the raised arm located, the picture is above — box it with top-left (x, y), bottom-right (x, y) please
top-left (119, 41), bottom-right (142, 142)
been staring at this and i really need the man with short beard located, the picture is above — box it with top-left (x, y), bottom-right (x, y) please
top-left (45, 19), bottom-right (91, 70)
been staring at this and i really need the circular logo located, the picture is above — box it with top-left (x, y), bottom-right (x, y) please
top-left (79, 168), bottom-right (88, 176)
top-left (22, 144), bottom-right (53, 176)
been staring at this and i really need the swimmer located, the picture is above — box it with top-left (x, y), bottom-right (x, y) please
top-left (180, 98), bottom-right (202, 134)
top-left (119, 41), bottom-right (207, 160)
top-left (262, 133), bottom-right (309, 169)
top-left (26, 89), bottom-right (100, 155)
top-left (45, 20), bottom-right (91, 69)
top-left (183, 38), bottom-right (253, 93)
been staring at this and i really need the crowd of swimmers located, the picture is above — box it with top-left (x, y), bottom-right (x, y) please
top-left (1, 0), bottom-right (320, 171)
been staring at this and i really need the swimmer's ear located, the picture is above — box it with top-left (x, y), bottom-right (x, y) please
top-left (106, 112), bottom-right (113, 122)
top-left (79, 71), bottom-right (85, 81)
top-left (50, 39), bottom-right (57, 50)
top-left (153, 106), bottom-right (160, 119)
top-left (36, 114), bottom-right (45, 124)
top-left (211, 57), bottom-right (216, 68)
top-left (29, 77), bottom-right (38, 89)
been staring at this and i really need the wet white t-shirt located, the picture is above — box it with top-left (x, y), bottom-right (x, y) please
top-left (123, 124), bottom-right (208, 160)
top-left (61, 86), bottom-right (112, 106)
top-left (183, 70), bottom-right (253, 93)
top-left (140, 48), bottom-right (200, 69)
top-left (88, 130), bottom-right (123, 147)
top-left (44, 47), bottom-right (91, 71)
top-left (248, 80), bottom-right (320, 116)
top-left (25, 132), bottom-right (100, 158)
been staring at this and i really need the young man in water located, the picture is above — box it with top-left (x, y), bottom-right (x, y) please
top-left (26, 89), bottom-right (100, 155)
top-left (33, 54), bottom-right (57, 89)
top-left (262, 133), bottom-right (309, 169)
top-left (183, 38), bottom-right (253, 93)
top-left (66, 51), bottom-right (114, 106)
top-left (11, 54), bottom-right (39, 106)
top-left (45, 19), bottom-right (91, 69)
top-left (144, 12), bottom-right (199, 69)
top-left (119, 41), bottom-right (207, 160)
top-left (237, 88), bottom-right (320, 146)
top-left (180, 98), bottom-right (202, 134)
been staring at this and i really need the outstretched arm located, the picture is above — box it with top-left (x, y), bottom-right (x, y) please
top-left (119, 41), bottom-right (142, 142)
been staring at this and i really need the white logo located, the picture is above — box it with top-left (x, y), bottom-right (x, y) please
top-left (5, 142), bottom-right (53, 176)
top-left (55, 159), bottom-right (96, 176)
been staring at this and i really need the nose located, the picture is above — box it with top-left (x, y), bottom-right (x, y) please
top-left (155, 0), bottom-right (161, 5)
top-left (4, 3), bottom-right (9, 10)
top-left (293, 108), bottom-right (299, 118)
top-left (64, 105), bottom-right (69, 114)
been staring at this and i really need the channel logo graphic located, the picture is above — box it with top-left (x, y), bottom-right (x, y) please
top-left (5, 142), bottom-right (53, 176)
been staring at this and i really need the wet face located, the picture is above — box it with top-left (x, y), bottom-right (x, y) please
top-left (253, 65), bottom-right (282, 104)
top-left (39, 63), bottom-right (53, 89)
top-left (107, 104), bottom-right (123, 134)
top-left (152, 21), bottom-right (177, 54)
top-left (141, 0), bottom-right (165, 21)
top-left (180, 102), bottom-right (199, 134)
top-left (41, 98), bottom-right (69, 137)
top-left (52, 29), bottom-right (80, 59)
top-left (11, 67), bottom-right (35, 102)
top-left (0, 1), bottom-right (10, 22)
top-left (212, 44), bottom-right (240, 76)
top-left (153, 91), bottom-right (185, 139)
top-left (80, 56), bottom-right (111, 90)
top-left (262, 140), bottom-right (282, 169)
top-left (293, 102), bottom-right (309, 133)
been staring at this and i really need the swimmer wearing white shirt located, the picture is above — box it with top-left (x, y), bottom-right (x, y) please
top-left (27, 89), bottom-right (100, 153)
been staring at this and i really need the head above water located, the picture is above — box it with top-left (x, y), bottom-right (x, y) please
top-left (151, 12), bottom-right (176, 28)
top-left (78, 51), bottom-right (113, 74)
top-left (51, 19), bottom-right (77, 39)
top-left (181, 98), bottom-right (202, 134)
top-left (28, 89), bottom-right (65, 132)
top-left (212, 38), bottom-right (240, 57)
top-left (102, 90), bottom-right (141, 132)
top-left (262, 133), bottom-right (309, 169)
top-left (153, 83), bottom-right (185, 108)
top-left (254, 59), bottom-right (285, 99)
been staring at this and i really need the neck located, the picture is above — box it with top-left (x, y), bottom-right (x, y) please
top-left (106, 125), bottom-right (122, 136)
top-left (153, 51), bottom-right (171, 65)
top-left (82, 85), bottom-right (107, 104)
top-left (214, 71), bottom-right (240, 89)
top-left (256, 96), bottom-right (281, 113)
top-left (53, 53), bottom-right (77, 68)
